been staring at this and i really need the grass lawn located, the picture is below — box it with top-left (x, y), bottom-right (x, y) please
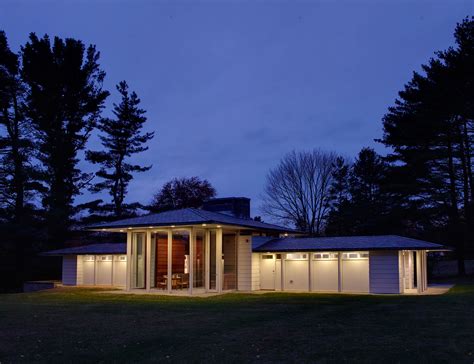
top-left (1, 282), bottom-right (474, 363)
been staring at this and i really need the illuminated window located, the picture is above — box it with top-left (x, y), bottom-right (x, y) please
top-left (286, 253), bottom-right (308, 260)
top-left (342, 252), bottom-right (369, 260)
top-left (313, 252), bottom-right (338, 260)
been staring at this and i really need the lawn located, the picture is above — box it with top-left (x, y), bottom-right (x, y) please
top-left (1, 282), bottom-right (473, 363)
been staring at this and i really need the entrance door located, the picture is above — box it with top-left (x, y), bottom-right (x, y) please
top-left (132, 232), bottom-right (146, 289)
top-left (260, 254), bottom-right (276, 290)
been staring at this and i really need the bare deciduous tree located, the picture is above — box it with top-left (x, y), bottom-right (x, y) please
top-left (261, 149), bottom-right (338, 235)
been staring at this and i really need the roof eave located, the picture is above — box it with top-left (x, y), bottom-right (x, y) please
top-left (87, 220), bottom-right (299, 234)
top-left (253, 246), bottom-right (451, 252)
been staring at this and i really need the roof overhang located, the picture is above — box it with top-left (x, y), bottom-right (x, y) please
top-left (88, 222), bottom-right (302, 235)
top-left (254, 247), bottom-right (452, 253)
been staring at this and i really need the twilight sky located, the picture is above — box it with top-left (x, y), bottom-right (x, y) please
top-left (0, 0), bottom-right (472, 217)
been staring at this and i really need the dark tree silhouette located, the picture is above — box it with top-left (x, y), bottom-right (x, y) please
top-left (149, 177), bottom-right (216, 213)
top-left (261, 149), bottom-right (338, 235)
top-left (86, 81), bottom-right (154, 218)
top-left (325, 156), bottom-right (352, 235)
top-left (0, 31), bottom-right (44, 290)
top-left (21, 33), bottom-right (109, 246)
top-left (380, 17), bottom-right (474, 274)
top-left (0, 31), bottom-right (38, 223)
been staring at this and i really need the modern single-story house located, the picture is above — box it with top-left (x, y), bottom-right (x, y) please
top-left (44, 197), bottom-right (449, 295)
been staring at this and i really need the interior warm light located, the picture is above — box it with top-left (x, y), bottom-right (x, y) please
top-left (119, 229), bottom-right (124, 232)
top-left (171, 225), bottom-right (176, 228)
top-left (202, 224), bottom-right (207, 227)
top-left (127, 227), bottom-right (132, 230)
top-left (217, 225), bottom-right (222, 228)
top-left (101, 229), bottom-right (106, 231)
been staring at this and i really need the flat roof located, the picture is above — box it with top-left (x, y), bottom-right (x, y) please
top-left (42, 243), bottom-right (126, 256)
top-left (87, 208), bottom-right (298, 233)
top-left (253, 235), bottom-right (449, 252)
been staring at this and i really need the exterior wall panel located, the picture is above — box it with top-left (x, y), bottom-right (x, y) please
top-left (251, 253), bottom-right (260, 290)
top-left (312, 260), bottom-right (338, 292)
top-left (62, 255), bottom-right (78, 286)
top-left (237, 235), bottom-right (252, 291)
top-left (369, 250), bottom-right (400, 294)
top-left (76, 255), bottom-right (84, 285)
top-left (284, 260), bottom-right (309, 290)
top-left (342, 259), bottom-right (369, 292)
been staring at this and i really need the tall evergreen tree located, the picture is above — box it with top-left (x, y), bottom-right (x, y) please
top-left (0, 31), bottom-right (35, 223)
top-left (325, 157), bottom-right (352, 235)
top-left (325, 148), bottom-right (403, 236)
top-left (86, 81), bottom-right (154, 218)
top-left (380, 17), bottom-right (474, 274)
top-left (0, 31), bottom-right (43, 290)
top-left (21, 33), bottom-right (109, 246)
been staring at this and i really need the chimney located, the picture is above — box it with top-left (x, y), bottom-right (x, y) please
top-left (201, 197), bottom-right (250, 219)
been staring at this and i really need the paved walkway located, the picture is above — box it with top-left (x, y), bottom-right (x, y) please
top-left (99, 284), bottom-right (454, 297)
top-left (406, 283), bottom-right (454, 295)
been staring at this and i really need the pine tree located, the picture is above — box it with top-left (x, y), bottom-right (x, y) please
top-left (0, 31), bottom-right (39, 224)
top-left (21, 33), bottom-right (109, 246)
top-left (325, 157), bottom-right (352, 235)
top-left (87, 81), bottom-right (154, 218)
top-left (380, 17), bottom-right (474, 274)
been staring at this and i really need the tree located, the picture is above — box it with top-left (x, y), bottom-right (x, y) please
top-left (149, 177), bottom-right (216, 213)
top-left (380, 17), bottom-right (474, 274)
top-left (325, 148), bottom-right (399, 235)
top-left (325, 156), bottom-right (352, 235)
top-left (21, 33), bottom-right (109, 246)
top-left (0, 31), bottom-right (36, 223)
top-left (261, 149), bottom-right (338, 235)
top-left (86, 81), bottom-right (154, 218)
top-left (347, 148), bottom-right (392, 234)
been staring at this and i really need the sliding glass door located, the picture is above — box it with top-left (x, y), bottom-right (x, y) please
top-left (132, 232), bottom-right (146, 289)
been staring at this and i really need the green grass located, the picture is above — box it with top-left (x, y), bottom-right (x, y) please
top-left (1, 282), bottom-right (474, 363)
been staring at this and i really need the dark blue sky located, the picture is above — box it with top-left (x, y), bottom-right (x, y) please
top-left (1, 1), bottom-right (472, 216)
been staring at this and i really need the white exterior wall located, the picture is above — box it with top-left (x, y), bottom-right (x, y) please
top-left (62, 255), bottom-right (78, 285)
top-left (251, 253), bottom-right (260, 290)
top-left (285, 260), bottom-right (309, 290)
top-left (62, 255), bottom-right (126, 287)
top-left (312, 260), bottom-right (339, 292)
top-left (76, 255), bottom-right (84, 285)
top-left (237, 235), bottom-right (253, 291)
top-left (369, 250), bottom-right (400, 294)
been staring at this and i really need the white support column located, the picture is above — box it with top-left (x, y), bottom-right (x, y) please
top-left (281, 253), bottom-right (286, 291)
top-left (337, 251), bottom-right (342, 292)
top-left (111, 254), bottom-right (114, 286)
top-left (216, 228), bottom-right (223, 293)
top-left (205, 230), bottom-right (210, 291)
top-left (399, 251), bottom-right (405, 294)
top-left (416, 250), bottom-right (422, 293)
top-left (308, 252), bottom-right (312, 292)
top-left (189, 228), bottom-right (194, 295)
top-left (167, 229), bottom-right (172, 293)
top-left (235, 231), bottom-right (240, 291)
top-left (94, 255), bottom-right (99, 286)
top-left (423, 251), bottom-right (428, 291)
top-left (126, 231), bottom-right (132, 291)
top-left (145, 230), bottom-right (152, 291)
